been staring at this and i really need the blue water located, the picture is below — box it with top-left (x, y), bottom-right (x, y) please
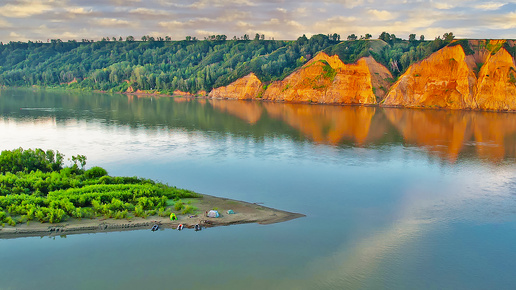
top-left (1, 88), bottom-right (516, 289)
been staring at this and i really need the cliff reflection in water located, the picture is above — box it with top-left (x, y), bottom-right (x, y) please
top-left (207, 100), bottom-right (516, 163)
top-left (1, 88), bottom-right (515, 163)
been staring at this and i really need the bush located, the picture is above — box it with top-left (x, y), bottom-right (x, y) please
top-left (174, 200), bottom-right (184, 211)
top-left (0, 148), bottom-right (202, 225)
top-left (85, 166), bottom-right (108, 179)
top-left (181, 205), bottom-right (197, 215)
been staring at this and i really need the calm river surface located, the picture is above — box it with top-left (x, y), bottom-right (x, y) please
top-left (1, 88), bottom-right (516, 289)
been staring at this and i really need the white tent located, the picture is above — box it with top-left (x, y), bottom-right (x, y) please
top-left (207, 210), bottom-right (220, 218)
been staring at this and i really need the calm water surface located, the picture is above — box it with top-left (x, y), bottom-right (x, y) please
top-left (1, 88), bottom-right (516, 289)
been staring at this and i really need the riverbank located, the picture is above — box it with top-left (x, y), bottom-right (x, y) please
top-left (0, 194), bottom-right (304, 239)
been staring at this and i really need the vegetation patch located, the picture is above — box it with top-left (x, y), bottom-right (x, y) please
top-left (0, 148), bottom-right (200, 226)
top-left (448, 39), bottom-right (475, 55)
top-left (487, 42), bottom-right (504, 55)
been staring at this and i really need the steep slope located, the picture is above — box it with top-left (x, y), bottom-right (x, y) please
top-left (208, 73), bottom-right (263, 100)
top-left (209, 52), bottom-right (393, 105)
top-left (383, 40), bottom-right (516, 111)
top-left (262, 52), bottom-right (392, 104)
top-left (382, 45), bottom-right (477, 109)
top-left (475, 47), bottom-right (516, 111)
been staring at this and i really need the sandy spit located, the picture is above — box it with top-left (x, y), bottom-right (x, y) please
top-left (0, 194), bottom-right (304, 239)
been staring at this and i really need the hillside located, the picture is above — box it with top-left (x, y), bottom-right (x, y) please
top-left (0, 34), bottom-right (442, 94)
top-left (2, 35), bottom-right (516, 111)
top-left (383, 40), bottom-right (516, 111)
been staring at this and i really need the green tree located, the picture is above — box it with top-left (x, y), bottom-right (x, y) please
top-left (443, 32), bottom-right (455, 42)
top-left (347, 34), bottom-right (357, 41)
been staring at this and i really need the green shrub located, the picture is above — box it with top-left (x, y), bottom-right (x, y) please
top-left (85, 166), bottom-right (108, 179)
top-left (181, 205), bottom-right (197, 215)
top-left (174, 200), bottom-right (184, 211)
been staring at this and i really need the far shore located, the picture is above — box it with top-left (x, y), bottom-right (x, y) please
top-left (0, 194), bottom-right (304, 239)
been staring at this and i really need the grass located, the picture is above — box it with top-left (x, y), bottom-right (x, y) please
top-left (181, 205), bottom-right (197, 215)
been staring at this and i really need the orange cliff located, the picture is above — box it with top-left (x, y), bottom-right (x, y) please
top-left (262, 52), bottom-right (392, 104)
top-left (476, 47), bottom-right (516, 111)
top-left (382, 45), bottom-right (477, 109)
top-left (207, 52), bottom-right (392, 105)
top-left (208, 73), bottom-right (263, 100)
top-left (383, 40), bottom-right (516, 111)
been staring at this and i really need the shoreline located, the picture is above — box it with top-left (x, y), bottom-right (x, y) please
top-left (3, 86), bottom-right (516, 113)
top-left (0, 194), bottom-right (304, 239)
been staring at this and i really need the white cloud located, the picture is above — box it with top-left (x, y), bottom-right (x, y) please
top-left (1, 0), bottom-right (516, 42)
top-left (367, 9), bottom-right (397, 21)
top-left (483, 11), bottom-right (516, 29)
top-left (66, 7), bottom-right (93, 15)
top-left (9, 31), bottom-right (26, 41)
top-left (129, 8), bottom-right (169, 16)
top-left (95, 18), bottom-right (132, 27)
top-left (0, 0), bottom-right (56, 18)
top-left (159, 20), bottom-right (184, 29)
top-left (433, 2), bottom-right (459, 9)
top-left (474, 2), bottom-right (506, 10)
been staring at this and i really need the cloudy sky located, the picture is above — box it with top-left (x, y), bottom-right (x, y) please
top-left (1, 0), bottom-right (516, 42)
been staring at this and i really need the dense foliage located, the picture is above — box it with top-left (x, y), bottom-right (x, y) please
top-left (0, 32), bottom-right (458, 93)
top-left (0, 148), bottom-right (199, 226)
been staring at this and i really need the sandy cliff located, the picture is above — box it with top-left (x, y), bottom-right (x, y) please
top-left (208, 40), bottom-right (516, 111)
top-left (475, 47), bottom-right (516, 111)
top-left (208, 73), bottom-right (263, 100)
top-left (262, 52), bottom-right (392, 104)
top-left (383, 40), bottom-right (516, 111)
top-left (208, 52), bottom-right (392, 105)
top-left (382, 45), bottom-right (478, 109)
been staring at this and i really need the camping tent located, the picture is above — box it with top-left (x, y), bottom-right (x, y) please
top-left (207, 210), bottom-right (219, 218)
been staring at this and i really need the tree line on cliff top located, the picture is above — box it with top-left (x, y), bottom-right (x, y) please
top-left (0, 32), bottom-right (463, 94)
top-left (0, 148), bottom-right (199, 226)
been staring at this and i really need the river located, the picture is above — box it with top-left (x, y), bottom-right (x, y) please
top-left (1, 88), bottom-right (516, 289)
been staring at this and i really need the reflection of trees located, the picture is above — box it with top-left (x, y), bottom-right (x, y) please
top-left (1, 88), bottom-right (516, 163)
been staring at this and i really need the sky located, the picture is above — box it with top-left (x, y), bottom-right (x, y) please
top-left (1, 0), bottom-right (516, 42)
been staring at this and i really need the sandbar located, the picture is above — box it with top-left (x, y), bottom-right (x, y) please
top-left (0, 194), bottom-right (304, 239)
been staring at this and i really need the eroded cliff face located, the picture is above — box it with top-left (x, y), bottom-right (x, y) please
top-left (476, 48), bottom-right (516, 111)
top-left (208, 73), bottom-right (263, 100)
top-left (208, 40), bottom-right (516, 111)
top-left (208, 52), bottom-right (392, 105)
top-left (384, 40), bottom-right (516, 111)
top-left (262, 52), bottom-right (392, 104)
top-left (382, 45), bottom-right (477, 109)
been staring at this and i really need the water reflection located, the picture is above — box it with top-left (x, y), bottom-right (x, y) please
top-left (262, 103), bottom-right (378, 145)
top-left (1, 88), bottom-right (516, 163)
top-left (384, 108), bottom-right (516, 163)
top-left (209, 99), bottom-right (263, 124)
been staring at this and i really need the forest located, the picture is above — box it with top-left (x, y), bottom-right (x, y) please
top-left (0, 32), bottom-right (461, 94)
top-left (0, 148), bottom-right (200, 226)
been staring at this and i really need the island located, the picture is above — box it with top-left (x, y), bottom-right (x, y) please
top-left (0, 148), bottom-right (303, 239)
